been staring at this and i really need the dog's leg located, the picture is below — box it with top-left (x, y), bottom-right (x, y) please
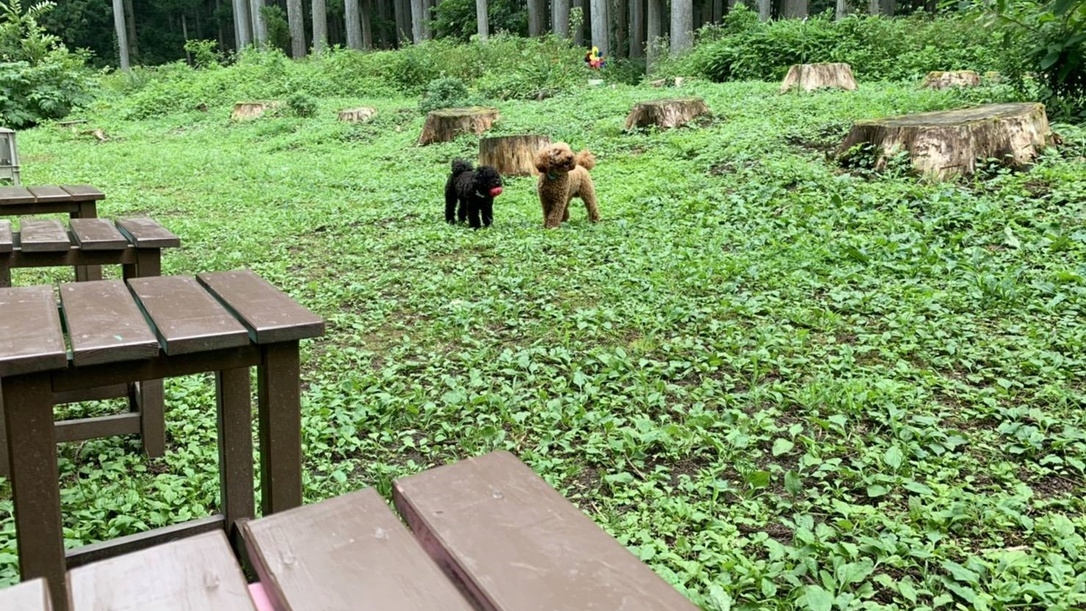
top-left (482, 200), bottom-right (494, 227)
top-left (545, 200), bottom-right (567, 229)
top-left (468, 202), bottom-right (482, 229)
top-left (445, 185), bottom-right (458, 224)
top-left (581, 183), bottom-right (602, 223)
top-left (457, 198), bottom-right (469, 224)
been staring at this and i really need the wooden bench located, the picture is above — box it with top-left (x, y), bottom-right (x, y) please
top-left (0, 451), bottom-right (697, 611)
top-left (0, 270), bottom-right (325, 611)
top-left (0, 216), bottom-right (181, 476)
top-left (0, 185), bottom-right (107, 281)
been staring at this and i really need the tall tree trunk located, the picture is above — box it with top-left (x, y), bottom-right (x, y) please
top-left (286, 0), bottom-right (304, 56)
top-left (670, 0), bottom-right (693, 55)
top-left (313, 0), bottom-right (328, 52)
top-left (362, 0), bottom-right (374, 48)
top-left (757, 0), bottom-right (771, 20)
top-left (528, 0), bottom-right (545, 36)
top-left (879, 0), bottom-right (895, 15)
top-left (553, 0), bottom-right (569, 38)
top-left (346, 0), bottom-right (362, 48)
top-left (182, 13), bottom-right (191, 64)
top-left (233, 0), bottom-right (252, 48)
top-left (868, 0), bottom-right (880, 14)
top-left (216, 0), bottom-right (225, 49)
top-left (112, 0), bottom-right (130, 68)
top-left (573, 0), bottom-right (585, 45)
top-left (712, 0), bottom-right (724, 20)
top-left (123, 0), bottom-right (138, 60)
top-left (250, 0), bottom-right (267, 46)
top-left (630, 0), bottom-right (644, 57)
top-left (836, 0), bottom-right (848, 18)
top-left (410, 0), bottom-right (426, 42)
top-left (476, 0), bottom-right (489, 40)
top-left (646, 0), bottom-right (661, 72)
top-left (615, 0), bottom-right (627, 57)
top-left (781, 0), bottom-right (807, 17)
top-left (590, 0), bottom-right (607, 56)
top-left (393, 0), bottom-right (409, 44)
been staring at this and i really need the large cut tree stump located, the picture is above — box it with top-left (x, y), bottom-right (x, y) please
top-left (779, 63), bottom-right (858, 93)
top-left (231, 101), bottom-right (280, 121)
top-left (478, 135), bottom-right (552, 176)
top-left (624, 97), bottom-right (710, 130)
top-left (922, 70), bottom-right (981, 89)
top-left (418, 107), bottom-right (500, 146)
top-left (338, 106), bottom-right (377, 122)
top-left (836, 103), bottom-right (1052, 180)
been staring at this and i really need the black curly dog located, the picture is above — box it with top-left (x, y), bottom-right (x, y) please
top-left (444, 159), bottom-right (504, 229)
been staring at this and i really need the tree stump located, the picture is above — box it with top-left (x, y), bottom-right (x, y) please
top-left (478, 135), bottom-right (552, 176)
top-left (779, 63), bottom-right (858, 93)
top-left (417, 107), bottom-right (500, 146)
top-left (624, 97), bottom-right (710, 130)
top-left (231, 101), bottom-right (280, 121)
top-left (836, 103), bottom-right (1053, 180)
top-left (338, 106), bottom-right (377, 122)
top-left (922, 70), bottom-right (981, 89)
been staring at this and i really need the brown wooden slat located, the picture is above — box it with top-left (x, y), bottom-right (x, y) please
top-left (66, 515), bottom-right (226, 570)
top-left (67, 530), bottom-right (255, 611)
top-left (115, 217), bottom-right (180, 248)
top-left (19, 219), bottom-right (71, 252)
top-left (197, 270), bottom-right (325, 344)
top-left (54, 412), bottom-right (140, 442)
top-left (0, 185), bottom-right (35, 205)
top-left (59, 280), bottom-right (159, 367)
top-left (0, 285), bottom-right (67, 377)
top-left (0, 219), bottom-right (11, 253)
top-left (128, 275), bottom-right (250, 355)
top-left (243, 488), bottom-right (474, 611)
top-left (60, 184), bottom-right (106, 201)
top-left (0, 578), bottom-right (52, 610)
top-left (393, 451), bottom-right (700, 611)
top-left (69, 218), bottom-right (128, 251)
top-left (27, 185), bottom-right (71, 203)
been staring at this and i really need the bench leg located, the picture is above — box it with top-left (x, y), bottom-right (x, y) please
top-left (216, 368), bottom-right (254, 538)
top-left (3, 374), bottom-right (70, 611)
top-left (0, 383), bottom-right (7, 478)
top-left (0, 258), bottom-right (10, 288)
top-left (134, 380), bottom-right (165, 458)
top-left (257, 341), bottom-right (302, 515)
top-left (72, 203), bottom-right (101, 282)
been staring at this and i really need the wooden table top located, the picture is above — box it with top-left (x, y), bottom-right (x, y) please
top-left (0, 185), bottom-right (105, 206)
top-left (0, 269), bottom-right (324, 378)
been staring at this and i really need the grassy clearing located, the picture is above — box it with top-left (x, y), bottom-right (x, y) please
top-left (1, 77), bottom-right (1085, 610)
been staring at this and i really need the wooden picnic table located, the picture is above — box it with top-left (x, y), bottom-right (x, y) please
top-left (0, 269), bottom-right (324, 611)
top-left (0, 451), bottom-right (699, 611)
top-left (0, 185), bottom-right (107, 281)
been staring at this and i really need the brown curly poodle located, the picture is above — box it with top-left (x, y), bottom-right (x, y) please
top-left (533, 142), bottom-right (601, 229)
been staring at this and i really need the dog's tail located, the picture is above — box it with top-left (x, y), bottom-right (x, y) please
top-left (451, 159), bottom-right (474, 177)
top-left (575, 150), bottom-right (596, 171)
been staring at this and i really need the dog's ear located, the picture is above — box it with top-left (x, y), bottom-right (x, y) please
top-left (533, 148), bottom-right (551, 173)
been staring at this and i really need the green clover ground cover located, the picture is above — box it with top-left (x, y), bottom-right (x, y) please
top-left (1, 78), bottom-right (1085, 610)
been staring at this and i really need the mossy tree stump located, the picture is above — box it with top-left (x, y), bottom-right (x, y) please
top-left (624, 97), bottom-right (710, 130)
top-left (836, 102), bottom-right (1053, 180)
top-left (922, 70), bottom-right (981, 89)
top-left (418, 107), bottom-right (500, 146)
top-left (231, 101), bottom-right (280, 121)
top-left (338, 107), bottom-right (377, 122)
top-left (779, 63), bottom-right (858, 93)
top-left (478, 135), bottom-right (552, 176)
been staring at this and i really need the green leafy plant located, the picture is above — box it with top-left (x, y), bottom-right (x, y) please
top-left (418, 75), bottom-right (476, 113)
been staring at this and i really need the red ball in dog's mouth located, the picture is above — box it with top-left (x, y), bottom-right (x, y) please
top-left (489, 186), bottom-right (503, 197)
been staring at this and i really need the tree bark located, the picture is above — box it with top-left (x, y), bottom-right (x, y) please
top-left (394, 0), bottom-right (409, 45)
top-left (836, 103), bottom-right (1053, 180)
top-left (345, 0), bottom-right (362, 48)
top-left (670, 0), bottom-right (693, 55)
top-left (590, 0), bottom-right (608, 56)
top-left (418, 107), bottom-right (500, 146)
top-left (233, 0), bottom-right (252, 49)
top-left (553, 0), bottom-right (570, 38)
top-left (476, 0), bottom-right (489, 41)
top-left (615, 0), bottom-right (627, 58)
top-left (479, 135), bottom-right (553, 176)
top-left (113, 0), bottom-right (130, 69)
top-left (646, 0), bottom-right (662, 73)
top-left (780, 63), bottom-right (858, 93)
top-left (528, 0), bottom-right (546, 36)
top-left (836, 0), bottom-right (848, 19)
top-left (573, 0), bottom-right (585, 45)
top-left (757, 0), bottom-right (771, 20)
top-left (286, 0), bottom-right (305, 57)
top-left (123, 0), bottom-right (138, 60)
top-left (921, 70), bottom-right (981, 89)
top-left (362, 0), bottom-right (374, 48)
top-left (313, 0), bottom-right (328, 52)
top-left (250, 0), bottom-right (267, 47)
top-left (781, 0), bottom-right (808, 18)
top-left (411, 0), bottom-right (426, 42)
top-left (630, 0), bottom-right (644, 57)
top-left (625, 97), bottom-right (710, 130)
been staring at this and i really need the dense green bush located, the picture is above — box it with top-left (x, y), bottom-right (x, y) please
top-left (0, 0), bottom-right (91, 127)
top-left (419, 76), bottom-right (481, 112)
top-left (685, 6), bottom-right (1002, 83)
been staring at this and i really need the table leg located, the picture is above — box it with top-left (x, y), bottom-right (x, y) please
top-left (128, 249), bottom-right (165, 458)
top-left (0, 383), bottom-right (7, 478)
top-left (3, 373), bottom-right (69, 611)
top-left (216, 367), bottom-right (255, 538)
top-left (72, 203), bottom-right (101, 282)
top-left (257, 341), bottom-right (302, 515)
